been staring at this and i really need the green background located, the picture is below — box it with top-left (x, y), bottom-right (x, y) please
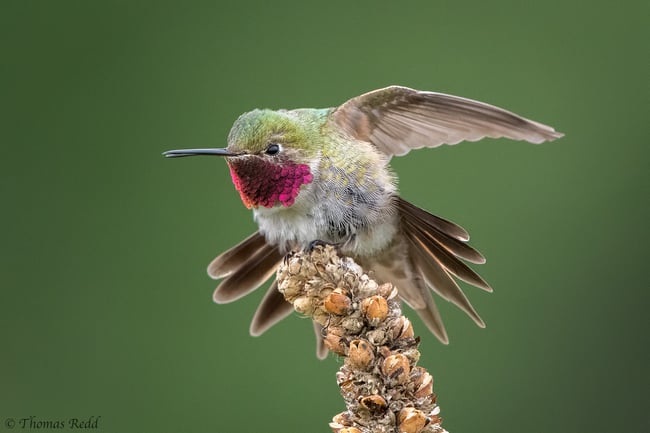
top-left (2, 1), bottom-right (647, 432)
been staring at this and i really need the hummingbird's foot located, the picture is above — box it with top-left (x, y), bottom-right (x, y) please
top-left (305, 239), bottom-right (339, 253)
top-left (282, 250), bottom-right (298, 266)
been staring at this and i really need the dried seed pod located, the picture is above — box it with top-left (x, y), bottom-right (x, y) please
top-left (288, 258), bottom-right (302, 274)
top-left (359, 394), bottom-right (387, 413)
top-left (331, 411), bottom-right (353, 427)
top-left (340, 316), bottom-right (364, 333)
top-left (402, 347), bottom-right (421, 365)
top-left (399, 317), bottom-right (414, 339)
top-left (338, 380), bottom-right (357, 400)
top-left (330, 411), bottom-right (359, 433)
top-left (366, 329), bottom-right (388, 346)
top-left (343, 271), bottom-right (357, 286)
top-left (382, 353), bottom-right (411, 384)
top-left (347, 339), bottom-right (375, 370)
top-left (325, 327), bottom-right (348, 355)
top-left (377, 345), bottom-right (392, 359)
top-left (361, 295), bottom-right (389, 325)
top-left (323, 334), bottom-right (346, 355)
top-left (387, 317), bottom-right (411, 341)
top-left (292, 296), bottom-right (313, 315)
top-left (277, 278), bottom-right (297, 301)
top-left (398, 407), bottom-right (428, 433)
top-left (362, 279), bottom-right (379, 294)
top-left (428, 415), bottom-right (442, 427)
top-left (411, 368), bottom-right (434, 399)
top-left (376, 282), bottom-right (395, 298)
top-left (329, 423), bottom-right (343, 433)
top-left (324, 289), bottom-right (352, 315)
top-left (336, 370), bottom-right (351, 386)
top-left (314, 260), bottom-right (327, 274)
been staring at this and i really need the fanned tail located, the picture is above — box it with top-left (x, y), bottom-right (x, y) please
top-left (398, 197), bottom-right (490, 336)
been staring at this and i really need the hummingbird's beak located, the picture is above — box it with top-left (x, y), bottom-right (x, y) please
top-left (162, 148), bottom-right (240, 158)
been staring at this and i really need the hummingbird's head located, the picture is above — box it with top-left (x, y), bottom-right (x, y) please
top-left (164, 109), bottom-right (322, 209)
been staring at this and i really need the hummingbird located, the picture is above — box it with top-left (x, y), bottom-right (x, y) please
top-left (164, 85), bottom-right (562, 358)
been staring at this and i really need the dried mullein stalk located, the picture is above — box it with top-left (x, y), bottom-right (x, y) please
top-left (277, 245), bottom-right (448, 433)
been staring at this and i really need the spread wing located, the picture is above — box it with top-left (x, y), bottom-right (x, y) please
top-left (331, 85), bottom-right (563, 157)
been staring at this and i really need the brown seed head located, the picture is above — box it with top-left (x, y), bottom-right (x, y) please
top-left (292, 296), bottom-right (313, 316)
top-left (411, 367), bottom-right (434, 399)
top-left (347, 339), bottom-right (375, 370)
top-left (331, 411), bottom-right (353, 427)
top-left (398, 407), bottom-right (428, 433)
top-left (382, 353), bottom-right (411, 384)
top-left (324, 326), bottom-right (348, 355)
top-left (399, 317), bottom-right (414, 339)
top-left (323, 289), bottom-right (352, 315)
top-left (428, 415), bottom-right (442, 427)
top-left (359, 394), bottom-right (388, 413)
top-left (361, 295), bottom-right (389, 325)
top-left (287, 258), bottom-right (302, 275)
top-left (376, 282), bottom-right (396, 298)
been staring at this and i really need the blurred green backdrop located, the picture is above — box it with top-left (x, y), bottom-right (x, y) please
top-left (1, 1), bottom-right (647, 432)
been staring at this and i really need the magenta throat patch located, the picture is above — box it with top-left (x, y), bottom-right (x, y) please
top-left (228, 159), bottom-right (313, 208)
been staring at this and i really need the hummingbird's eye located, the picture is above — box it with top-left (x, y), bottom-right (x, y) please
top-left (265, 143), bottom-right (281, 155)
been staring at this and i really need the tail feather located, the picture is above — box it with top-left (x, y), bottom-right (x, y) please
top-left (409, 218), bottom-right (486, 264)
top-left (409, 237), bottom-right (485, 327)
top-left (212, 239), bottom-right (283, 304)
top-left (397, 197), bottom-right (470, 241)
top-left (409, 278), bottom-right (450, 344)
top-left (399, 197), bottom-right (491, 333)
top-left (208, 232), bottom-right (269, 278)
top-left (250, 280), bottom-right (293, 336)
top-left (404, 219), bottom-right (492, 292)
top-left (313, 322), bottom-right (328, 360)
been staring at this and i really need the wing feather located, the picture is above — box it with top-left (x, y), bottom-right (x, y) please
top-left (332, 85), bottom-right (563, 157)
